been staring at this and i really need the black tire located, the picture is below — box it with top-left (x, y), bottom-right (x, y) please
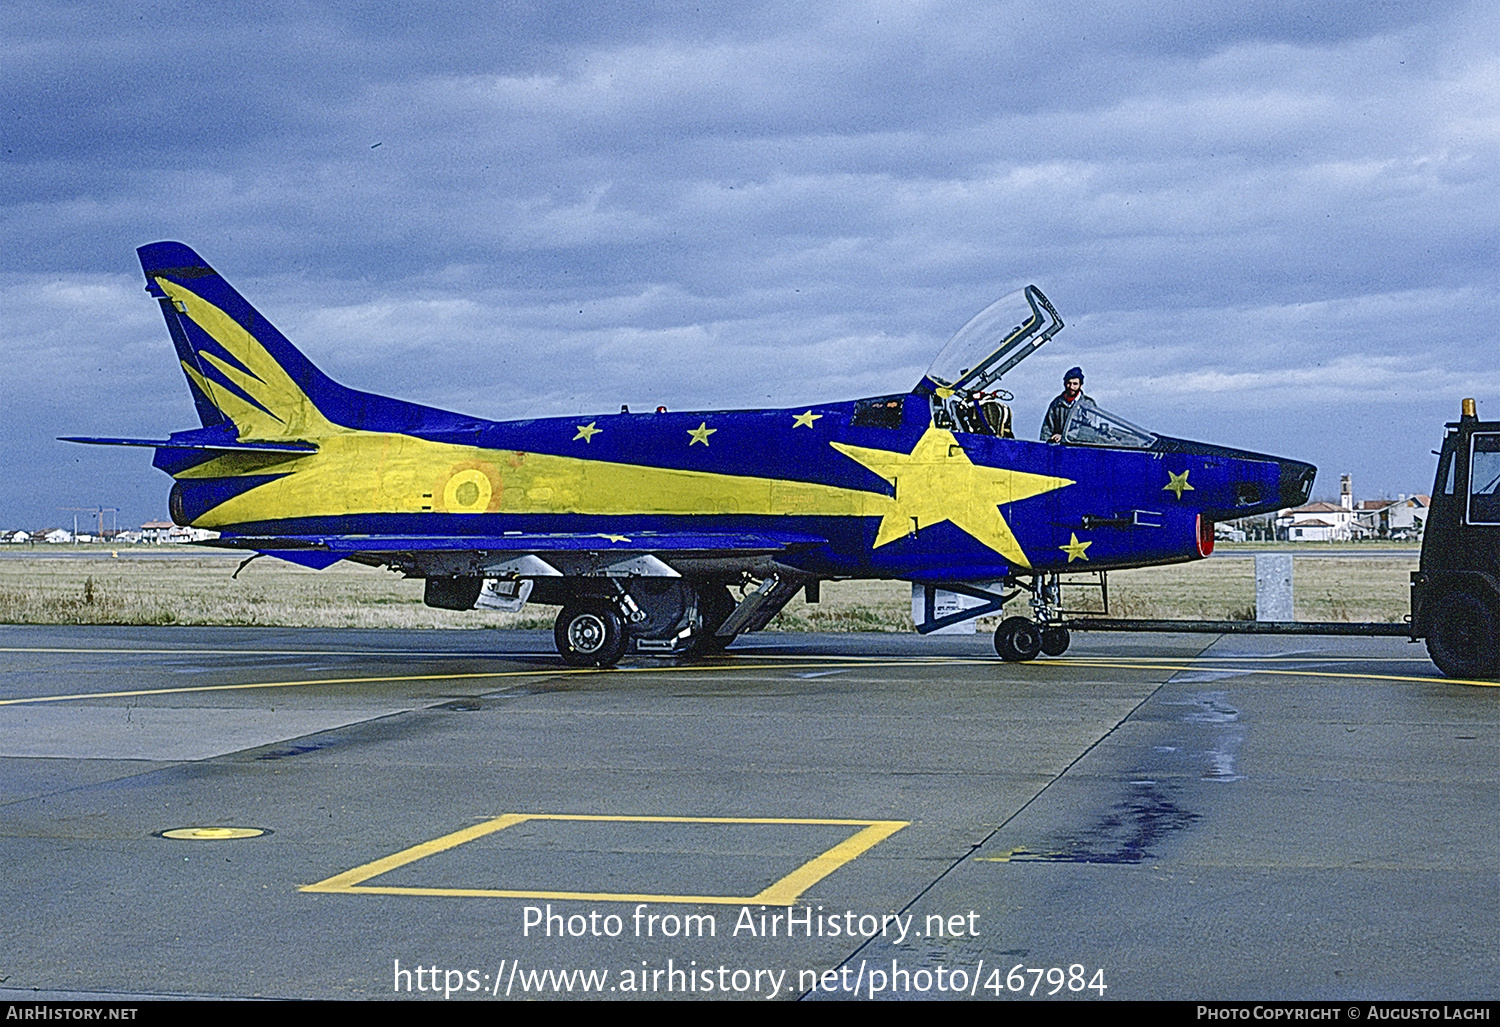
top-left (1426, 588), bottom-right (1500, 680)
top-left (994, 616), bottom-right (1043, 662)
top-left (555, 603), bottom-right (627, 668)
top-left (689, 584), bottom-right (737, 654)
top-left (1040, 625), bottom-right (1071, 657)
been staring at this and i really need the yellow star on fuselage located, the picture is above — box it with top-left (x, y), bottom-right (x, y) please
top-left (598, 533), bottom-right (631, 543)
top-left (573, 421), bottom-right (601, 443)
top-left (1059, 532), bottom-right (1092, 562)
top-left (688, 422), bottom-right (716, 446)
top-left (1164, 469), bottom-right (1194, 499)
top-left (793, 410), bottom-right (822, 428)
top-left (830, 426), bottom-right (1073, 568)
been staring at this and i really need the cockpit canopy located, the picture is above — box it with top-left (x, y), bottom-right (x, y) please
top-left (922, 285), bottom-right (1064, 395)
top-left (1060, 400), bottom-right (1156, 449)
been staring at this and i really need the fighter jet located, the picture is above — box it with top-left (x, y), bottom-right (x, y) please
top-left (67, 242), bottom-right (1315, 666)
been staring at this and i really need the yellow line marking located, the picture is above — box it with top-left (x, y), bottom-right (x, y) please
top-left (972, 848), bottom-right (1033, 863)
top-left (754, 819), bottom-right (907, 905)
top-left (0, 659), bottom-right (999, 707)
top-left (2, 647), bottom-right (1488, 704)
top-left (305, 814), bottom-right (530, 892)
top-left (301, 813), bottom-right (908, 905)
top-left (1055, 659), bottom-right (1500, 688)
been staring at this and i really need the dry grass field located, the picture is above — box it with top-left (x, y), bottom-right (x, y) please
top-left (0, 546), bottom-right (1416, 631)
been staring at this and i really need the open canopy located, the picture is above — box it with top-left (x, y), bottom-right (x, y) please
top-left (921, 285), bottom-right (1064, 395)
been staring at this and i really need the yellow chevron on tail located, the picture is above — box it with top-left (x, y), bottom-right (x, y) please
top-left (156, 277), bottom-right (337, 440)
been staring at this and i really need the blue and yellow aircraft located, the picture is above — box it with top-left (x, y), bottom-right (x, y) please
top-left (68, 242), bottom-right (1315, 666)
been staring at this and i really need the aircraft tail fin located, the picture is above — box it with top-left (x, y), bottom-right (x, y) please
top-left (138, 242), bottom-right (339, 439)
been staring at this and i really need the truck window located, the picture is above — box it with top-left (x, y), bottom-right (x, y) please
top-left (1470, 433), bottom-right (1500, 524)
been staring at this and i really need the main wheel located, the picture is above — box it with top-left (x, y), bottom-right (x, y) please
top-left (555, 603), bottom-right (627, 668)
top-left (1426, 588), bottom-right (1499, 679)
top-left (689, 584), bottom-right (738, 655)
top-left (994, 616), bottom-right (1043, 662)
top-left (1040, 625), bottom-right (1071, 657)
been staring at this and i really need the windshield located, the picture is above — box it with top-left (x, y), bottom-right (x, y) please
top-left (1063, 402), bottom-right (1157, 449)
top-left (922, 285), bottom-right (1063, 393)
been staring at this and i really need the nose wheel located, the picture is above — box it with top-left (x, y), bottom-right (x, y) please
top-left (994, 616), bottom-right (1043, 662)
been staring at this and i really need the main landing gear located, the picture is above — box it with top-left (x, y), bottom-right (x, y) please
top-left (548, 577), bottom-right (792, 668)
top-left (554, 602), bottom-right (628, 667)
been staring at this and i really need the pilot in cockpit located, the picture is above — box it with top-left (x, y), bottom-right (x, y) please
top-left (1042, 366), bottom-right (1092, 443)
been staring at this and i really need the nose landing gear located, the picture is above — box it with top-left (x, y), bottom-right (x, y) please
top-left (992, 573), bottom-right (1071, 662)
top-left (994, 616), bottom-right (1043, 662)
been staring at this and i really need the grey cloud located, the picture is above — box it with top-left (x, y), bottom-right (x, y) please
top-left (1, 1), bottom-right (1496, 525)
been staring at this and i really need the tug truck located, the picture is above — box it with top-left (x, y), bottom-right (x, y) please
top-left (1410, 398), bottom-right (1500, 679)
top-left (1065, 399), bottom-right (1500, 681)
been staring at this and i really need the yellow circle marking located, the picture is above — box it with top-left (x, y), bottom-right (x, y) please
top-left (161, 827), bottom-right (265, 841)
top-left (442, 468), bottom-right (493, 512)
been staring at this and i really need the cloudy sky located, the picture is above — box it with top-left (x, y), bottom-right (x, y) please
top-left (3, 1), bottom-right (1497, 530)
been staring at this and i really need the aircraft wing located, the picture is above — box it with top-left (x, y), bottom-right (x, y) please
top-left (205, 530), bottom-right (829, 577)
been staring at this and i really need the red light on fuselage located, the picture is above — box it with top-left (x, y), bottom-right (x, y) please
top-left (1197, 514), bottom-right (1214, 557)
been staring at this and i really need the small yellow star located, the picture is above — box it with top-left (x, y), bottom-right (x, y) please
top-left (688, 421), bottom-right (716, 446)
top-left (792, 410), bottom-right (822, 429)
top-left (573, 421), bottom-right (601, 443)
top-left (598, 533), bottom-right (631, 543)
top-left (1164, 469), bottom-right (1194, 499)
top-left (1059, 532), bottom-right (1092, 562)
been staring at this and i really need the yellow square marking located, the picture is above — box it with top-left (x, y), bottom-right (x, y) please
top-left (301, 813), bottom-right (907, 906)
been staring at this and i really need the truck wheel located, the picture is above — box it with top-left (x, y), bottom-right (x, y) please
top-left (1426, 588), bottom-right (1500, 680)
top-left (994, 616), bottom-right (1043, 662)
top-left (555, 603), bottom-right (627, 668)
top-left (1040, 625), bottom-right (1071, 657)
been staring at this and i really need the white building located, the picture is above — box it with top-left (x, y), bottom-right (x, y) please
top-left (1277, 501), bottom-right (1357, 541)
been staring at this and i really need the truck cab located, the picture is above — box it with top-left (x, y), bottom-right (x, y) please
top-left (1411, 399), bottom-right (1500, 678)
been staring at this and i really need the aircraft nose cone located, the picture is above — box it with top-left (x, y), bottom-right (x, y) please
top-left (1279, 459), bottom-right (1316, 509)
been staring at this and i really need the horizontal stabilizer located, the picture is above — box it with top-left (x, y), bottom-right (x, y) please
top-left (60, 436), bottom-right (318, 454)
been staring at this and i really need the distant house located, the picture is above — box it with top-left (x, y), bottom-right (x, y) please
top-left (167, 526), bottom-right (219, 543)
top-left (2, 530), bottom-right (30, 544)
top-left (1285, 517), bottom-right (1339, 542)
top-left (1354, 495), bottom-right (1430, 538)
top-left (1387, 495), bottom-right (1430, 537)
top-left (1277, 501), bottom-right (1356, 541)
top-left (141, 521), bottom-right (175, 543)
top-left (43, 528), bottom-right (72, 544)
